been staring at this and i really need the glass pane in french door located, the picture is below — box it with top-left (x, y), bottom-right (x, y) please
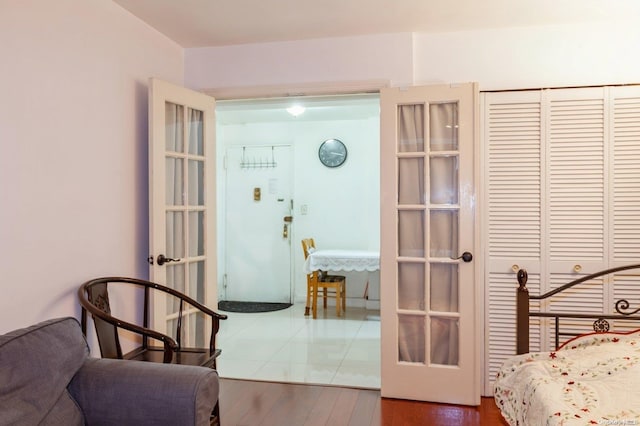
top-left (395, 101), bottom-right (462, 366)
top-left (428, 102), bottom-right (460, 367)
top-left (396, 103), bottom-right (427, 365)
top-left (163, 102), bottom-right (206, 346)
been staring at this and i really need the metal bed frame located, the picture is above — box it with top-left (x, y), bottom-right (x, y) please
top-left (516, 263), bottom-right (640, 354)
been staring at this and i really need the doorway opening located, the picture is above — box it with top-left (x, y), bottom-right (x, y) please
top-left (214, 93), bottom-right (382, 388)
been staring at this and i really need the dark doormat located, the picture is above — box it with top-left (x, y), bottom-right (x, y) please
top-left (218, 301), bottom-right (292, 313)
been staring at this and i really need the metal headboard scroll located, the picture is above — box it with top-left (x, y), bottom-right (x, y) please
top-left (616, 298), bottom-right (640, 316)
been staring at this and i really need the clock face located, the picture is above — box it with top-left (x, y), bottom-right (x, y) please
top-left (318, 139), bottom-right (347, 168)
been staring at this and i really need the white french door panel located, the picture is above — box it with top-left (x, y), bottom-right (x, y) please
top-left (148, 78), bottom-right (217, 341)
top-left (380, 83), bottom-right (479, 405)
top-left (223, 145), bottom-right (293, 303)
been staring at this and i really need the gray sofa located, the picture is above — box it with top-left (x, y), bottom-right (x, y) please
top-left (0, 317), bottom-right (219, 426)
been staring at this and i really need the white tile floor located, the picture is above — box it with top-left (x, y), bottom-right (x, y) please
top-left (215, 303), bottom-right (381, 389)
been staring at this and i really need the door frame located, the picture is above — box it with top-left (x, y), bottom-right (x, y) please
top-left (205, 80), bottom-right (485, 400)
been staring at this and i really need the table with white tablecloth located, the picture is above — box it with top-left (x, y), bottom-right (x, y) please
top-left (303, 249), bottom-right (380, 274)
top-left (303, 249), bottom-right (380, 312)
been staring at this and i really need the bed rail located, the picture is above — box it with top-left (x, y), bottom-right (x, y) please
top-left (516, 263), bottom-right (640, 354)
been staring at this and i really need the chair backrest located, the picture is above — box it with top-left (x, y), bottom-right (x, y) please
top-left (83, 281), bottom-right (123, 359)
top-left (301, 238), bottom-right (321, 285)
top-left (301, 238), bottom-right (316, 260)
top-left (79, 277), bottom-right (228, 363)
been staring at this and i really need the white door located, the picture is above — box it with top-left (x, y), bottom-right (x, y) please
top-left (148, 78), bottom-right (217, 343)
top-left (379, 83), bottom-right (480, 405)
top-left (223, 145), bottom-right (293, 303)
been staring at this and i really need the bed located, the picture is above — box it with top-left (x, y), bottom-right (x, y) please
top-left (494, 264), bottom-right (640, 425)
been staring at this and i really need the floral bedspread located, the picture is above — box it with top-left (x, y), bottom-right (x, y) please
top-left (494, 330), bottom-right (640, 425)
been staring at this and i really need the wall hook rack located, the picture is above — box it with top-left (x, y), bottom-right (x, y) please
top-left (240, 146), bottom-right (277, 169)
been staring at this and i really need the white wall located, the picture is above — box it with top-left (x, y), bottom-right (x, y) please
top-left (413, 22), bottom-right (640, 90)
top-left (185, 33), bottom-right (414, 90)
top-left (185, 22), bottom-right (640, 92)
top-left (0, 0), bottom-right (183, 334)
top-left (217, 115), bottom-right (380, 305)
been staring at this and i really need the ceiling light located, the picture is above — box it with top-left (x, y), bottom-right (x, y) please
top-left (286, 105), bottom-right (305, 117)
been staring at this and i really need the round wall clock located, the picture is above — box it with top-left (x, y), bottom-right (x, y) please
top-left (318, 139), bottom-right (347, 168)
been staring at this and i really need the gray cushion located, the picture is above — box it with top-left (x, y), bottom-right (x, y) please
top-left (69, 358), bottom-right (219, 426)
top-left (0, 317), bottom-right (88, 426)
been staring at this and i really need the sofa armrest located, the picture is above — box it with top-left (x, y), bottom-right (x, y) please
top-left (68, 358), bottom-right (218, 426)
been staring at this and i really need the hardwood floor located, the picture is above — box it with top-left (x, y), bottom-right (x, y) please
top-left (219, 379), bottom-right (508, 426)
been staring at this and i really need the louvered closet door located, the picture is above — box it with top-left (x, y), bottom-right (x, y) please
top-left (610, 86), bottom-right (640, 329)
top-left (484, 85), bottom-right (640, 396)
top-left (545, 88), bottom-right (607, 345)
top-left (483, 91), bottom-right (543, 396)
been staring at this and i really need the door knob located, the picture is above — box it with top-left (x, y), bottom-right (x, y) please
top-left (156, 254), bottom-right (180, 266)
top-left (453, 252), bottom-right (473, 263)
top-left (283, 215), bottom-right (293, 223)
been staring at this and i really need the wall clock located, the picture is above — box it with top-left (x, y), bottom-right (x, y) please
top-left (318, 139), bottom-right (347, 168)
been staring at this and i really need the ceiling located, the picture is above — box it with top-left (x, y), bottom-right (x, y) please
top-left (113, 0), bottom-right (640, 48)
top-left (216, 93), bottom-right (379, 125)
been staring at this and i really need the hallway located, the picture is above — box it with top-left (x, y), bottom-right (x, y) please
top-left (216, 303), bottom-right (380, 389)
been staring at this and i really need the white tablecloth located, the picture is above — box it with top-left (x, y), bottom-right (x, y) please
top-left (303, 249), bottom-right (380, 273)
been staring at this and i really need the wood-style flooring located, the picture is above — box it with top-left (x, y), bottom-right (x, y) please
top-left (219, 379), bottom-right (508, 426)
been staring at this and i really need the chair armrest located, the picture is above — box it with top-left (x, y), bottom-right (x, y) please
top-left (68, 358), bottom-right (218, 426)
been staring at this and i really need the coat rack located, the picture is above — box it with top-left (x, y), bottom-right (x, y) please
top-left (240, 146), bottom-right (277, 169)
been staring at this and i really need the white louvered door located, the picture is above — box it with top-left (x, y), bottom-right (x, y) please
top-left (483, 90), bottom-right (543, 395)
top-left (483, 85), bottom-right (640, 395)
top-left (545, 88), bottom-right (607, 348)
top-left (610, 86), bottom-right (640, 330)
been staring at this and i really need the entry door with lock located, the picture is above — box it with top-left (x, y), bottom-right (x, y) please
top-left (224, 145), bottom-right (293, 303)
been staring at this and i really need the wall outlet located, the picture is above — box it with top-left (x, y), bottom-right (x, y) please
top-left (301, 204), bottom-right (308, 215)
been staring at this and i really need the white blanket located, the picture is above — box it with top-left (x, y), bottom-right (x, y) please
top-left (494, 330), bottom-right (640, 425)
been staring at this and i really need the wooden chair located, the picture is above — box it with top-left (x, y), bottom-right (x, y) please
top-left (78, 277), bottom-right (227, 425)
top-left (301, 238), bottom-right (346, 319)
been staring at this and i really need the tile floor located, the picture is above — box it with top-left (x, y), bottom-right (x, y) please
top-left (215, 302), bottom-right (381, 389)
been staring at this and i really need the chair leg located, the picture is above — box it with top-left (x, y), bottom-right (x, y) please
top-left (342, 283), bottom-right (346, 313)
top-left (210, 399), bottom-right (220, 426)
top-left (305, 283), bottom-right (311, 316)
top-left (323, 288), bottom-right (328, 309)
top-left (336, 287), bottom-right (341, 317)
top-left (312, 282), bottom-right (318, 319)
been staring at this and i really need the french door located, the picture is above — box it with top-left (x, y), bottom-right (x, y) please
top-left (380, 83), bottom-right (480, 405)
top-left (148, 78), bottom-right (217, 345)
